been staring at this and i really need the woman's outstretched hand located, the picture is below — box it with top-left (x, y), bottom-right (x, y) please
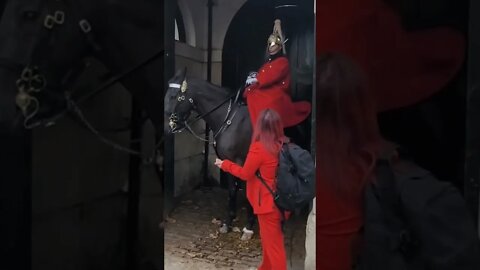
top-left (214, 158), bottom-right (224, 168)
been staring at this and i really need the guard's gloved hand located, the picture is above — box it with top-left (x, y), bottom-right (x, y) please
top-left (245, 71), bottom-right (258, 86)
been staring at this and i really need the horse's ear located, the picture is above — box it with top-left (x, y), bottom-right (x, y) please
top-left (174, 67), bottom-right (187, 80)
top-left (174, 68), bottom-right (184, 78)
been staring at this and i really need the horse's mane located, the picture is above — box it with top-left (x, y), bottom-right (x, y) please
top-left (188, 77), bottom-right (233, 100)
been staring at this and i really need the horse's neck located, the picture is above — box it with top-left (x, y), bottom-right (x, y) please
top-left (190, 79), bottom-right (233, 133)
top-left (92, 1), bottom-right (163, 65)
top-left (88, 0), bottom-right (164, 130)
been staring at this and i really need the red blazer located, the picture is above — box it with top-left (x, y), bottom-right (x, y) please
top-left (221, 141), bottom-right (278, 215)
top-left (244, 56), bottom-right (311, 127)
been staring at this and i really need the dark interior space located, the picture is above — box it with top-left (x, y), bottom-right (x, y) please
top-left (378, 0), bottom-right (470, 191)
top-left (222, 0), bottom-right (314, 148)
top-left (221, 0), bottom-right (314, 187)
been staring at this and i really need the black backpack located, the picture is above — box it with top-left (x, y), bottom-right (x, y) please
top-left (357, 156), bottom-right (480, 270)
top-left (257, 143), bottom-right (315, 213)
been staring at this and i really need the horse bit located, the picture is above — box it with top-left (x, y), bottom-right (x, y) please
top-left (167, 79), bottom-right (193, 131)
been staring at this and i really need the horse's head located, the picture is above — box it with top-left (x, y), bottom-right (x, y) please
top-left (0, 0), bottom-right (96, 128)
top-left (164, 68), bottom-right (196, 134)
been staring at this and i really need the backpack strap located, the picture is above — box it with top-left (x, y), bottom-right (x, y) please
top-left (255, 171), bottom-right (277, 199)
top-left (256, 171), bottom-right (286, 222)
top-left (255, 142), bottom-right (287, 197)
top-left (281, 143), bottom-right (296, 172)
top-left (374, 159), bottom-right (400, 210)
top-left (373, 158), bottom-right (418, 256)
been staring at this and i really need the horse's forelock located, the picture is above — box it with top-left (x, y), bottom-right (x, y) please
top-left (189, 78), bottom-right (231, 98)
top-left (164, 84), bottom-right (181, 115)
top-left (172, 67), bottom-right (186, 81)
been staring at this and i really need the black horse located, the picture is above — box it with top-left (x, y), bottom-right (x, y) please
top-left (0, 0), bottom-right (164, 268)
top-left (164, 68), bottom-right (312, 237)
top-left (165, 68), bottom-right (255, 236)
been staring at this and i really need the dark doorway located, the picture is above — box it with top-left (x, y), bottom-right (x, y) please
top-left (222, 1), bottom-right (275, 91)
top-left (221, 0), bottom-right (315, 187)
top-left (377, 0), bottom-right (469, 192)
top-left (222, 0), bottom-right (314, 101)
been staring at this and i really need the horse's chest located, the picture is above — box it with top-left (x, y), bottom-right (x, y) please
top-left (216, 136), bottom-right (247, 162)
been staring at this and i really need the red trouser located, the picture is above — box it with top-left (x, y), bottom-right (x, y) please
top-left (257, 209), bottom-right (287, 270)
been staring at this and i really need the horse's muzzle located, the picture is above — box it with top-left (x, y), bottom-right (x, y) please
top-left (168, 113), bottom-right (183, 133)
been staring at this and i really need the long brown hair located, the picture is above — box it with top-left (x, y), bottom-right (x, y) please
top-left (252, 109), bottom-right (286, 155)
top-left (316, 53), bottom-right (384, 199)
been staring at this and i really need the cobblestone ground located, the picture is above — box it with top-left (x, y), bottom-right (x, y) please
top-left (164, 187), bottom-right (307, 270)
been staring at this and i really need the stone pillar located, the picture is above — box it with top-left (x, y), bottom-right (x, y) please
top-left (304, 198), bottom-right (316, 270)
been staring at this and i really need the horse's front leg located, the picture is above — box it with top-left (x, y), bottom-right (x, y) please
top-left (220, 174), bottom-right (238, 233)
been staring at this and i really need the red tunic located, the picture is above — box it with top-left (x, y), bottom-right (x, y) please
top-left (244, 56), bottom-right (311, 127)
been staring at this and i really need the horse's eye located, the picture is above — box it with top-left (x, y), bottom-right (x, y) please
top-left (23, 11), bottom-right (39, 20)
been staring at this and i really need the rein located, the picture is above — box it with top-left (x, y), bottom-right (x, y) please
top-left (66, 93), bottom-right (163, 164)
top-left (63, 46), bottom-right (165, 162)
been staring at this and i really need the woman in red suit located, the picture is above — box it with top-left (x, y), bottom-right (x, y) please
top-left (315, 2), bottom-right (466, 269)
top-left (244, 19), bottom-right (311, 128)
top-left (215, 109), bottom-right (288, 270)
top-left (316, 53), bottom-right (391, 270)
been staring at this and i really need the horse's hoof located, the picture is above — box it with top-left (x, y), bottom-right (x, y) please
top-left (219, 223), bottom-right (229, 234)
top-left (241, 227), bottom-right (254, 241)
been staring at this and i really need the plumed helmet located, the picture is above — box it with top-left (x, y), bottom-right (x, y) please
top-left (267, 19), bottom-right (286, 54)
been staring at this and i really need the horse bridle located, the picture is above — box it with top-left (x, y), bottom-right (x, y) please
top-left (4, 0), bottom-right (165, 162)
top-left (168, 78), bottom-right (240, 144)
top-left (167, 79), bottom-right (194, 132)
top-left (14, 0), bottom-right (100, 129)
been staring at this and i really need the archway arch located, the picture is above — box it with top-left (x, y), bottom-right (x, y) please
top-left (177, 0), bottom-right (196, 47)
top-left (222, 0), bottom-right (314, 99)
top-left (175, 2), bottom-right (186, 43)
top-left (222, 0), bottom-right (275, 91)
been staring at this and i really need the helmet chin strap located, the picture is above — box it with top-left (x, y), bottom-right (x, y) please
top-left (269, 46), bottom-right (283, 56)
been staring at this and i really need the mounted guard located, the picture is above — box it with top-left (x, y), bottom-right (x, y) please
top-left (243, 19), bottom-right (311, 128)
